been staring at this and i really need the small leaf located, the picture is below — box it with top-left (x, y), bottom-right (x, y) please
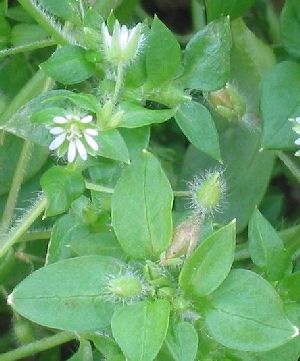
top-left (182, 17), bottom-right (231, 91)
top-left (158, 319), bottom-right (198, 361)
top-left (119, 102), bottom-right (176, 128)
top-left (89, 333), bottom-right (126, 361)
top-left (204, 269), bottom-right (298, 352)
top-left (112, 151), bottom-right (173, 260)
top-left (119, 126), bottom-right (150, 160)
top-left (261, 61), bottom-right (300, 150)
top-left (9, 256), bottom-right (126, 332)
top-left (146, 16), bottom-right (181, 86)
top-left (280, 0), bottom-right (300, 58)
top-left (205, 0), bottom-right (256, 21)
top-left (179, 220), bottom-right (236, 297)
top-left (40, 166), bottom-right (85, 217)
top-left (111, 300), bottom-right (170, 361)
top-left (39, 0), bottom-right (81, 25)
top-left (96, 129), bottom-right (130, 163)
top-left (248, 209), bottom-right (292, 281)
top-left (175, 101), bottom-right (221, 161)
top-left (68, 340), bottom-right (93, 361)
top-left (41, 45), bottom-right (96, 85)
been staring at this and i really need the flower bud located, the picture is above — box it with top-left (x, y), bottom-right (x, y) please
top-left (208, 83), bottom-right (246, 121)
top-left (189, 170), bottom-right (226, 217)
top-left (101, 20), bottom-right (143, 66)
top-left (99, 100), bottom-right (124, 128)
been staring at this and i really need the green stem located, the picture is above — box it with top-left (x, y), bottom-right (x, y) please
top-left (85, 182), bottom-right (191, 198)
top-left (17, 0), bottom-right (70, 45)
top-left (277, 151), bottom-right (300, 183)
top-left (0, 196), bottom-right (47, 258)
top-left (112, 64), bottom-right (125, 105)
top-left (0, 39), bottom-right (55, 58)
top-left (0, 141), bottom-right (34, 233)
top-left (192, 0), bottom-right (206, 31)
top-left (265, 0), bottom-right (281, 45)
top-left (0, 331), bottom-right (75, 361)
top-left (20, 230), bottom-right (51, 242)
top-left (85, 181), bottom-right (114, 194)
top-left (0, 70), bottom-right (53, 125)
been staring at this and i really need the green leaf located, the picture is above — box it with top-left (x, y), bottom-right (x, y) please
top-left (111, 300), bottom-right (170, 361)
top-left (279, 271), bottom-right (300, 302)
top-left (280, 0), bottom-right (300, 58)
top-left (248, 209), bottom-right (292, 281)
top-left (146, 16), bottom-right (181, 86)
top-left (204, 269), bottom-right (298, 352)
top-left (175, 101), bottom-right (221, 161)
top-left (68, 340), bottom-right (93, 361)
top-left (89, 333), bottom-right (126, 361)
top-left (39, 0), bottom-right (81, 25)
top-left (112, 151), bottom-right (173, 260)
top-left (41, 45), bottom-right (96, 85)
top-left (231, 18), bottom-right (276, 113)
top-left (119, 126), bottom-right (150, 160)
top-left (179, 220), bottom-right (236, 297)
top-left (11, 24), bottom-right (48, 46)
top-left (0, 134), bottom-right (48, 196)
top-left (157, 319), bottom-right (198, 361)
top-left (261, 61), bottom-right (300, 150)
top-left (205, 0), bottom-right (255, 21)
top-left (182, 17), bottom-right (231, 91)
top-left (179, 123), bottom-right (275, 232)
top-left (9, 256), bottom-right (126, 332)
top-left (96, 129), bottom-right (130, 163)
top-left (119, 102), bottom-right (176, 128)
top-left (40, 166), bottom-right (85, 217)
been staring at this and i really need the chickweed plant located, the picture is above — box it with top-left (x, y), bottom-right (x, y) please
top-left (0, 0), bottom-right (300, 360)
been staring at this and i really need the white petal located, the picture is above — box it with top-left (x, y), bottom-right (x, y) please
top-left (120, 25), bottom-right (129, 48)
top-left (67, 140), bottom-right (77, 163)
top-left (84, 133), bottom-right (99, 151)
top-left (75, 138), bottom-right (88, 161)
top-left (102, 24), bottom-right (112, 49)
top-left (49, 127), bottom-right (65, 135)
top-left (53, 116), bottom-right (68, 124)
top-left (84, 128), bottom-right (98, 136)
top-left (80, 115), bottom-right (93, 123)
top-left (295, 138), bottom-right (300, 145)
top-left (295, 116), bottom-right (300, 124)
top-left (295, 150), bottom-right (300, 157)
top-left (49, 133), bottom-right (66, 150)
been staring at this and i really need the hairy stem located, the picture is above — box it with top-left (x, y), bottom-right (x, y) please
top-left (112, 64), bottom-right (125, 105)
top-left (0, 196), bottom-right (47, 258)
top-left (0, 331), bottom-right (75, 361)
top-left (277, 151), bottom-right (300, 183)
top-left (0, 141), bottom-right (34, 233)
top-left (20, 230), bottom-right (51, 243)
top-left (17, 0), bottom-right (70, 45)
top-left (0, 39), bottom-right (55, 58)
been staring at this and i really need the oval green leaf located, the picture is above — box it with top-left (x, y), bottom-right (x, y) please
top-left (204, 269), bottom-right (299, 352)
top-left (111, 300), bottom-right (170, 361)
top-left (179, 220), bottom-right (236, 297)
top-left (9, 256), bottom-right (126, 332)
top-left (112, 151), bottom-right (173, 260)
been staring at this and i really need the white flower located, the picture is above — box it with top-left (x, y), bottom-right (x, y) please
top-left (290, 116), bottom-right (300, 157)
top-left (48, 113), bottom-right (99, 163)
top-left (101, 20), bottom-right (143, 66)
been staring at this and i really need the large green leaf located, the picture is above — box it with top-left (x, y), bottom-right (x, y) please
top-left (261, 62), bottom-right (300, 150)
top-left (179, 221), bottom-right (235, 297)
top-left (280, 0), bottom-right (300, 58)
top-left (111, 300), bottom-right (170, 361)
top-left (204, 269), bottom-right (298, 352)
top-left (146, 16), bottom-right (181, 86)
top-left (175, 101), bottom-right (221, 161)
top-left (182, 17), bottom-right (231, 91)
top-left (112, 151), bottom-right (173, 260)
top-left (9, 256), bottom-right (126, 332)
top-left (248, 209), bottom-right (292, 281)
